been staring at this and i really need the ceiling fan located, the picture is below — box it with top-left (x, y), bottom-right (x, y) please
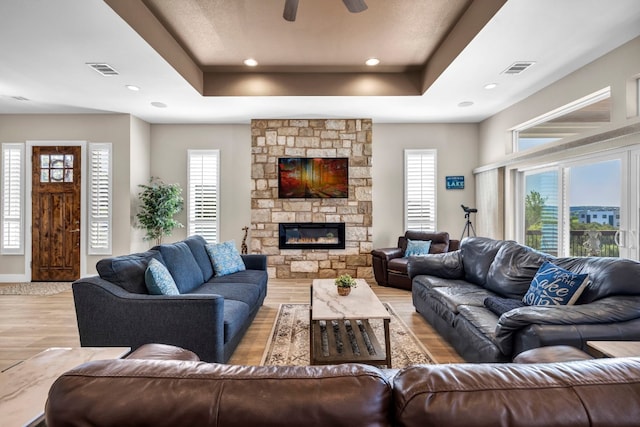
top-left (283, 0), bottom-right (368, 22)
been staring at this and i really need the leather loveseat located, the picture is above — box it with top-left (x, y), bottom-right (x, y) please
top-left (45, 343), bottom-right (640, 427)
top-left (72, 235), bottom-right (268, 363)
top-left (371, 231), bottom-right (459, 290)
top-left (408, 236), bottom-right (640, 363)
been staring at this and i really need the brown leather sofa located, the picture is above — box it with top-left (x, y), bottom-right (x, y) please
top-left (46, 343), bottom-right (640, 427)
top-left (371, 231), bottom-right (459, 290)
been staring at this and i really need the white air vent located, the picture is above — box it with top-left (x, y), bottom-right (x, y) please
top-left (86, 63), bottom-right (119, 76)
top-left (502, 61), bottom-right (535, 75)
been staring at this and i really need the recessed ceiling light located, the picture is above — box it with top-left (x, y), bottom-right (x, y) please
top-left (126, 85), bottom-right (140, 91)
top-left (365, 58), bottom-right (380, 66)
top-left (244, 58), bottom-right (258, 67)
top-left (484, 83), bottom-right (498, 90)
top-left (458, 101), bottom-right (474, 108)
top-left (150, 102), bottom-right (167, 108)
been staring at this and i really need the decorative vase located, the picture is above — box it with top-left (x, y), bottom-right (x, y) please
top-left (337, 286), bottom-right (351, 296)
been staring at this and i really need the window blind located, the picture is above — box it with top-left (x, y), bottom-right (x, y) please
top-left (188, 150), bottom-right (219, 243)
top-left (405, 149), bottom-right (437, 232)
top-left (88, 143), bottom-right (112, 254)
top-left (1, 144), bottom-right (24, 254)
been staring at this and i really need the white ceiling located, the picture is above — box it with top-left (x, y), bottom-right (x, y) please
top-left (1, 0), bottom-right (640, 124)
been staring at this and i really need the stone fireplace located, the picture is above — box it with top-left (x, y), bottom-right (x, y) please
top-left (250, 119), bottom-right (372, 279)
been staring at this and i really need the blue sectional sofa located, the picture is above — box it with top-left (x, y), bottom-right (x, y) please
top-left (72, 235), bottom-right (268, 362)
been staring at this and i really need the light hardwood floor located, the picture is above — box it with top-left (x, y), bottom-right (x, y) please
top-left (0, 279), bottom-right (463, 371)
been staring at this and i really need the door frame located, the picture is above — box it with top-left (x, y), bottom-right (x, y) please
top-left (25, 141), bottom-right (87, 281)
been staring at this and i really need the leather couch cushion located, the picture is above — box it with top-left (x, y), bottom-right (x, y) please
top-left (485, 241), bottom-right (552, 299)
top-left (46, 360), bottom-right (393, 427)
top-left (155, 241), bottom-right (205, 293)
top-left (555, 257), bottom-right (640, 303)
top-left (393, 358), bottom-right (640, 427)
top-left (96, 250), bottom-right (163, 294)
top-left (407, 251), bottom-right (464, 280)
top-left (460, 237), bottom-right (508, 286)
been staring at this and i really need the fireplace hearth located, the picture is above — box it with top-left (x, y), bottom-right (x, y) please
top-left (279, 222), bottom-right (346, 250)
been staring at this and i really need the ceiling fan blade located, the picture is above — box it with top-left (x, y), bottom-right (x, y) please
top-left (283, 0), bottom-right (299, 21)
top-left (343, 0), bottom-right (368, 13)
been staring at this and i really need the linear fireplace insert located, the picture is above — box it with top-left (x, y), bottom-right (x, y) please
top-left (279, 222), bottom-right (346, 250)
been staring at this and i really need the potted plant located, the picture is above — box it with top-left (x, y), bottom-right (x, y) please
top-left (136, 177), bottom-right (184, 245)
top-left (334, 274), bottom-right (357, 296)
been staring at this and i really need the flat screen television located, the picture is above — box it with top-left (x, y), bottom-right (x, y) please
top-left (278, 157), bottom-right (349, 198)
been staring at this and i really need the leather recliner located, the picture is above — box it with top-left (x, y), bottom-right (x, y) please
top-left (371, 231), bottom-right (459, 290)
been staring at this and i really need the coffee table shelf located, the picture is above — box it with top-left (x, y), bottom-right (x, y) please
top-left (310, 279), bottom-right (391, 367)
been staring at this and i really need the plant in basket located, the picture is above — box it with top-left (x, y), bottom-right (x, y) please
top-left (334, 274), bottom-right (357, 296)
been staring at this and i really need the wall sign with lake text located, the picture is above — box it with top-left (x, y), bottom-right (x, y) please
top-left (446, 176), bottom-right (465, 190)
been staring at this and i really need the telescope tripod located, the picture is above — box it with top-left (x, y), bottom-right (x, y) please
top-left (460, 211), bottom-right (476, 240)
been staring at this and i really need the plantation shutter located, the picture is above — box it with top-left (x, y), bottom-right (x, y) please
top-left (404, 149), bottom-right (437, 231)
top-left (1, 144), bottom-right (24, 254)
top-left (88, 143), bottom-right (112, 254)
top-left (188, 150), bottom-right (219, 243)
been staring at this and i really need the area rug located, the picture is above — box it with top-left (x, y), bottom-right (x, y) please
top-left (261, 303), bottom-right (436, 367)
top-left (0, 282), bottom-right (72, 296)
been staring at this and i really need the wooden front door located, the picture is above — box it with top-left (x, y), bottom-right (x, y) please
top-left (32, 146), bottom-right (81, 281)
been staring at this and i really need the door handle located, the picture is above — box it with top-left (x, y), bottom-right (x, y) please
top-left (68, 229), bottom-right (80, 233)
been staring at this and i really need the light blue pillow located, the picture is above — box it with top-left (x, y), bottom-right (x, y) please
top-left (206, 240), bottom-right (246, 277)
top-left (145, 258), bottom-right (179, 295)
top-left (522, 261), bottom-right (589, 306)
top-left (405, 239), bottom-right (432, 257)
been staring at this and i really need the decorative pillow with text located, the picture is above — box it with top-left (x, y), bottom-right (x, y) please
top-left (522, 261), bottom-right (589, 306)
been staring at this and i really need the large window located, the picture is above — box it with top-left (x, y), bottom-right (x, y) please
top-left (88, 143), bottom-right (112, 254)
top-left (521, 156), bottom-right (622, 258)
top-left (1, 144), bottom-right (24, 254)
top-left (404, 149), bottom-right (437, 231)
top-left (513, 88), bottom-right (611, 153)
top-left (188, 150), bottom-right (219, 243)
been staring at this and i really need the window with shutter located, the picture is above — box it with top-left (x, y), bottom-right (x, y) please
top-left (188, 150), bottom-right (219, 243)
top-left (1, 144), bottom-right (24, 254)
top-left (405, 149), bottom-right (437, 232)
top-left (88, 143), bottom-right (112, 254)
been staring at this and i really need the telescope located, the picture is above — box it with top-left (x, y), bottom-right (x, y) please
top-left (461, 204), bottom-right (477, 214)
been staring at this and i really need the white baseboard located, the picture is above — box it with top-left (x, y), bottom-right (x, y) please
top-left (0, 274), bottom-right (29, 283)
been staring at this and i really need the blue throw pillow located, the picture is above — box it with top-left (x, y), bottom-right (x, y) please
top-left (206, 240), bottom-right (246, 277)
top-left (522, 261), bottom-right (589, 306)
top-left (145, 258), bottom-right (180, 295)
top-left (405, 239), bottom-right (432, 257)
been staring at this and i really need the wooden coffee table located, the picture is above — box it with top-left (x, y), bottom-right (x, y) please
top-left (310, 278), bottom-right (391, 367)
top-left (586, 341), bottom-right (640, 358)
top-left (0, 346), bottom-right (130, 427)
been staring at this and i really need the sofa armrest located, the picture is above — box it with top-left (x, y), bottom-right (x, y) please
top-left (125, 343), bottom-right (200, 362)
top-left (371, 247), bottom-right (403, 261)
top-left (495, 296), bottom-right (640, 356)
top-left (407, 250), bottom-right (464, 279)
top-left (72, 277), bottom-right (226, 362)
top-left (241, 254), bottom-right (267, 270)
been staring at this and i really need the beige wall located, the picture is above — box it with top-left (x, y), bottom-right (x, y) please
top-left (149, 124), bottom-right (252, 245)
top-left (129, 116), bottom-right (152, 254)
top-left (371, 123), bottom-right (479, 248)
top-left (479, 36), bottom-right (640, 166)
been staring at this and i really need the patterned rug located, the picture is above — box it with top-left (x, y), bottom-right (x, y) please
top-left (261, 303), bottom-right (436, 367)
top-left (0, 282), bottom-right (72, 295)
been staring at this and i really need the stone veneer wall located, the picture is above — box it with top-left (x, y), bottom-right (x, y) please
top-left (250, 119), bottom-right (373, 279)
